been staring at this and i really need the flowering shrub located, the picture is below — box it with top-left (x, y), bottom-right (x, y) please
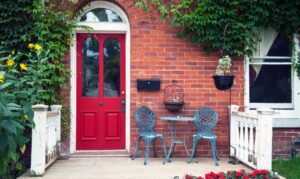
top-left (215, 55), bottom-right (232, 76)
top-left (0, 43), bottom-right (50, 177)
top-left (184, 169), bottom-right (279, 179)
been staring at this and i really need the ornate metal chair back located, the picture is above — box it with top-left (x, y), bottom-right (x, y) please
top-left (134, 106), bottom-right (156, 134)
top-left (194, 106), bottom-right (218, 133)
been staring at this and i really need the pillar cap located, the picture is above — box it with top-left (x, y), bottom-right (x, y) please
top-left (50, 105), bottom-right (62, 111)
top-left (32, 104), bottom-right (48, 111)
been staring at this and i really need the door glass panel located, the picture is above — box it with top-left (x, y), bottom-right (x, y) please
top-left (104, 38), bottom-right (120, 97)
top-left (82, 37), bottom-right (99, 97)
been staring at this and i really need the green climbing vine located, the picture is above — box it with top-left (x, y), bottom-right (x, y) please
top-left (136, 0), bottom-right (300, 75)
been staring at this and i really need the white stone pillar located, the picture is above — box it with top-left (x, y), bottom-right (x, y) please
top-left (30, 104), bottom-right (48, 176)
top-left (229, 105), bottom-right (240, 157)
top-left (256, 108), bottom-right (275, 170)
top-left (50, 105), bottom-right (62, 142)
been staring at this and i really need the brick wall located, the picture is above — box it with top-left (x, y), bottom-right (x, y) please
top-left (59, 0), bottom-right (300, 160)
top-left (65, 0), bottom-right (245, 157)
top-left (273, 128), bottom-right (300, 158)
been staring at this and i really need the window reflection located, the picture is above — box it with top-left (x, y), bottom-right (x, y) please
top-left (82, 37), bottom-right (99, 97)
top-left (104, 38), bottom-right (120, 97)
top-left (80, 8), bottom-right (123, 22)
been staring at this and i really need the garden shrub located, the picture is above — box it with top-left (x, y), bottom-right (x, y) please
top-left (0, 43), bottom-right (50, 178)
top-left (0, 0), bottom-right (78, 177)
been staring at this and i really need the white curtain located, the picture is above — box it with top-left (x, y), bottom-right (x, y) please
top-left (252, 27), bottom-right (278, 77)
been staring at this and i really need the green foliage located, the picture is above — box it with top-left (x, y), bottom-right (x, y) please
top-left (0, 45), bottom-right (47, 178)
top-left (26, 0), bottom-right (77, 104)
top-left (0, 0), bottom-right (79, 177)
top-left (135, 0), bottom-right (300, 73)
top-left (0, 0), bottom-right (77, 104)
top-left (0, 0), bottom-right (34, 49)
top-left (273, 157), bottom-right (300, 179)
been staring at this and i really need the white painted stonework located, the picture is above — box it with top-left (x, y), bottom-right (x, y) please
top-left (70, 1), bottom-right (131, 153)
top-left (230, 105), bottom-right (274, 170)
top-left (30, 104), bottom-right (48, 176)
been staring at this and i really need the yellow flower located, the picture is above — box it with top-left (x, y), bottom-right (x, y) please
top-left (23, 114), bottom-right (29, 121)
top-left (11, 50), bottom-right (15, 55)
top-left (20, 63), bottom-right (28, 71)
top-left (20, 145), bottom-right (26, 154)
top-left (0, 75), bottom-right (4, 83)
top-left (34, 44), bottom-right (42, 51)
top-left (6, 58), bottom-right (14, 67)
top-left (28, 43), bottom-right (34, 49)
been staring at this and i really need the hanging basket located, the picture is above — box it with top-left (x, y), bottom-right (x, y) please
top-left (212, 75), bottom-right (235, 90)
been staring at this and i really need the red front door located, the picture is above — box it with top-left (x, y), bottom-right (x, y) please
top-left (76, 33), bottom-right (125, 150)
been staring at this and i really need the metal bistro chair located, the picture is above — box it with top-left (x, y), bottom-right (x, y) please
top-left (188, 106), bottom-right (219, 165)
top-left (131, 106), bottom-right (167, 165)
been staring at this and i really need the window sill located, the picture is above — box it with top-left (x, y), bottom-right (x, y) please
top-left (273, 118), bottom-right (300, 128)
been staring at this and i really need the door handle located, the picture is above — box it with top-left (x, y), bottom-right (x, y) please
top-left (99, 102), bottom-right (103, 106)
top-left (121, 99), bottom-right (125, 112)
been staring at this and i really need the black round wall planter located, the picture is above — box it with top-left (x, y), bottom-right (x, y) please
top-left (212, 75), bottom-right (235, 90)
top-left (164, 101), bottom-right (184, 112)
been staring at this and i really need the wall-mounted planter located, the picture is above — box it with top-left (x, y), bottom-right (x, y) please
top-left (212, 75), bottom-right (234, 90)
top-left (136, 79), bottom-right (161, 91)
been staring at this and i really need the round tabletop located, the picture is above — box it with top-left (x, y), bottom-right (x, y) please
top-left (160, 116), bottom-right (194, 121)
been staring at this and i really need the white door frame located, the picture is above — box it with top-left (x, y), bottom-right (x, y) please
top-left (69, 1), bottom-right (131, 153)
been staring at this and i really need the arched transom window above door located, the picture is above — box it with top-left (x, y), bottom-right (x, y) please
top-left (79, 1), bottom-right (127, 23)
top-left (80, 8), bottom-right (123, 22)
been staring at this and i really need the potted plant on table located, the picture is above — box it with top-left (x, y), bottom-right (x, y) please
top-left (212, 55), bottom-right (235, 90)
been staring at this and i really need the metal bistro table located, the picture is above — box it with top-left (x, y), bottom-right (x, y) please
top-left (160, 116), bottom-right (194, 163)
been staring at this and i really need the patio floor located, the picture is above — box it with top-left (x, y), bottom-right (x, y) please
top-left (20, 157), bottom-right (251, 179)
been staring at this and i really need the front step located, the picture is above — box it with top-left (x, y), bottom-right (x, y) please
top-left (70, 150), bottom-right (129, 158)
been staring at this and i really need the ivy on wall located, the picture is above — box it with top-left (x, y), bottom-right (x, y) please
top-left (0, 0), bottom-right (78, 136)
top-left (136, 0), bottom-right (300, 74)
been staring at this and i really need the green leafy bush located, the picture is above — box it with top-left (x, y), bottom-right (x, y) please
top-left (0, 43), bottom-right (50, 177)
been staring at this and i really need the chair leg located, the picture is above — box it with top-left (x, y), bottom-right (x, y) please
top-left (193, 140), bottom-right (199, 158)
top-left (132, 136), bottom-right (141, 160)
top-left (215, 150), bottom-right (220, 161)
top-left (159, 136), bottom-right (168, 164)
top-left (144, 139), bottom-right (151, 165)
top-left (188, 136), bottom-right (198, 163)
top-left (153, 138), bottom-right (157, 158)
top-left (209, 138), bottom-right (219, 166)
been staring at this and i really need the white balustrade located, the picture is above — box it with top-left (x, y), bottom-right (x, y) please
top-left (30, 104), bottom-right (62, 176)
top-left (229, 105), bottom-right (274, 170)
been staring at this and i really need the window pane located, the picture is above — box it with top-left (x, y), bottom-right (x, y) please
top-left (80, 8), bottom-right (123, 22)
top-left (82, 37), bottom-right (99, 97)
top-left (249, 64), bottom-right (291, 103)
top-left (267, 34), bottom-right (290, 57)
top-left (104, 38), bottom-right (120, 97)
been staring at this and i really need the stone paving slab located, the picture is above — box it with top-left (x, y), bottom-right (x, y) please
top-left (20, 157), bottom-right (251, 179)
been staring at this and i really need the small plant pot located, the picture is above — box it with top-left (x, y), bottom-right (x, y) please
top-left (164, 101), bottom-right (184, 112)
top-left (212, 75), bottom-right (235, 90)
